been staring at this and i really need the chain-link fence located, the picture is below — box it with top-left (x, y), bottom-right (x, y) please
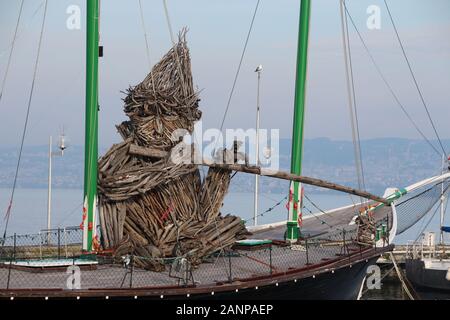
top-left (0, 227), bottom-right (82, 262)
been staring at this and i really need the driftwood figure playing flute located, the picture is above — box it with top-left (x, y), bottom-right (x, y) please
top-left (97, 31), bottom-right (248, 270)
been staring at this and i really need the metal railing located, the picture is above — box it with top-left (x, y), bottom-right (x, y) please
top-left (0, 227), bottom-right (83, 262)
top-left (0, 228), bottom-right (385, 292)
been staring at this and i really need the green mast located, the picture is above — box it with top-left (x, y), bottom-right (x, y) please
top-left (82, 0), bottom-right (99, 252)
top-left (286, 0), bottom-right (311, 242)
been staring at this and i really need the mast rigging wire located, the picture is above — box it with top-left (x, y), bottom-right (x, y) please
top-left (303, 193), bottom-right (346, 232)
top-left (218, 0), bottom-right (261, 133)
top-left (207, 0), bottom-right (261, 190)
top-left (55, 202), bottom-right (83, 227)
top-left (243, 195), bottom-right (288, 224)
top-left (0, 0), bottom-right (25, 104)
top-left (383, 0), bottom-right (447, 157)
top-left (413, 196), bottom-right (448, 244)
top-left (339, 0), bottom-right (366, 194)
top-left (209, 0), bottom-right (261, 186)
top-left (162, 0), bottom-right (188, 96)
top-left (343, 3), bottom-right (442, 158)
top-left (162, 0), bottom-right (176, 46)
top-left (2, 0), bottom-right (48, 239)
top-left (0, 1), bottom-right (44, 60)
top-left (138, 0), bottom-right (156, 94)
top-left (138, 0), bottom-right (152, 70)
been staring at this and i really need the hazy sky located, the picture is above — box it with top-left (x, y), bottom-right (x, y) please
top-left (0, 0), bottom-right (449, 148)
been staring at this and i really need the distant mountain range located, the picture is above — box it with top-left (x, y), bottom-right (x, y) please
top-left (0, 138), bottom-right (448, 195)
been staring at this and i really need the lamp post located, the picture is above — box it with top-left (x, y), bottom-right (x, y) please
top-left (46, 133), bottom-right (67, 244)
top-left (253, 65), bottom-right (263, 226)
top-left (440, 154), bottom-right (446, 246)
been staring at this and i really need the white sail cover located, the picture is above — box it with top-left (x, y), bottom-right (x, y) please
top-left (391, 172), bottom-right (450, 235)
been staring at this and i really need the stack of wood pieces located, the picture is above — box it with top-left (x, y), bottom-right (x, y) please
top-left (97, 30), bottom-right (248, 270)
top-left (355, 213), bottom-right (376, 246)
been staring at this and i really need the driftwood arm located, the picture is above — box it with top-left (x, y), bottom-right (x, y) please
top-left (127, 143), bottom-right (388, 205)
top-left (203, 161), bottom-right (389, 205)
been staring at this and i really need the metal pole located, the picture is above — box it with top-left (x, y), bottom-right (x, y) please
top-left (57, 228), bottom-right (61, 259)
top-left (343, 230), bottom-right (349, 261)
top-left (287, 0), bottom-right (311, 242)
top-left (6, 234), bottom-right (16, 289)
top-left (47, 135), bottom-right (52, 244)
top-left (13, 233), bottom-right (16, 260)
top-left (305, 238), bottom-right (309, 265)
top-left (39, 231), bottom-right (42, 259)
top-left (83, 0), bottom-right (100, 252)
top-left (386, 213), bottom-right (390, 245)
top-left (440, 154), bottom-right (445, 245)
top-left (228, 251), bottom-right (232, 282)
top-left (64, 227), bottom-right (68, 258)
top-left (130, 255), bottom-right (134, 288)
top-left (269, 246), bottom-right (272, 275)
top-left (421, 235), bottom-right (424, 260)
top-left (253, 68), bottom-right (262, 226)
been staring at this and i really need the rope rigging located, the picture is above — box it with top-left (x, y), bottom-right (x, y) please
top-left (0, 0), bottom-right (25, 104)
top-left (218, 0), bottom-right (261, 133)
top-left (2, 0), bottom-right (49, 240)
top-left (383, 0), bottom-right (448, 157)
top-left (55, 202), bottom-right (83, 228)
top-left (162, 0), bottom-right (188, 96)
top-left (242, 192), bottom-right (342, 232)
top-left (395, 175), bottom-right (450, 235)
top-left (162, 0), bottom-right (176, 46)
top-left (0, 1), bottom-right (44, 60)
top-left (137, 0), bottom-right (156, 94)
top-left (303, 193), bottom-right (346, 231)
top-left (339, 0), bottom-right (366, 195)
top-left (210, 0), bottom-right (261, 188)
top-left (343, 3), bottom-right (443, 158)
top-left (244, 195), bottom-right (288, 224)
top-left (413, 197), bottom-right (448, 244)
top-left (138, 0), bottom-right (152, 69)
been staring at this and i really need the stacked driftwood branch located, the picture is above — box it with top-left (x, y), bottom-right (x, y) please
top-left (355, 214), bottom-right (376, 246)
top-left (98, 31), bottom-right (248, 270)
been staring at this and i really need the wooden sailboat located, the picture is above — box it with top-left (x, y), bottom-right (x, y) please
top-left (1, 0), bottom-right (449, 300)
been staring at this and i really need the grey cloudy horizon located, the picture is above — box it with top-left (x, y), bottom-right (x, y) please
top-left (0, 0), bottom-right (449, 149)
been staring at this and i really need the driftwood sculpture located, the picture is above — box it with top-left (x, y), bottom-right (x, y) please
top-left (98, 31), bottom-right (248, 270)
top-left (355, 213), bottom-right (376, 246)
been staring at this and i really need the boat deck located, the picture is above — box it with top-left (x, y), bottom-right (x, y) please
top-left (0, 245), bottom-right (350, 290)
top-left (0, 202), bottom-right (393, 296)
